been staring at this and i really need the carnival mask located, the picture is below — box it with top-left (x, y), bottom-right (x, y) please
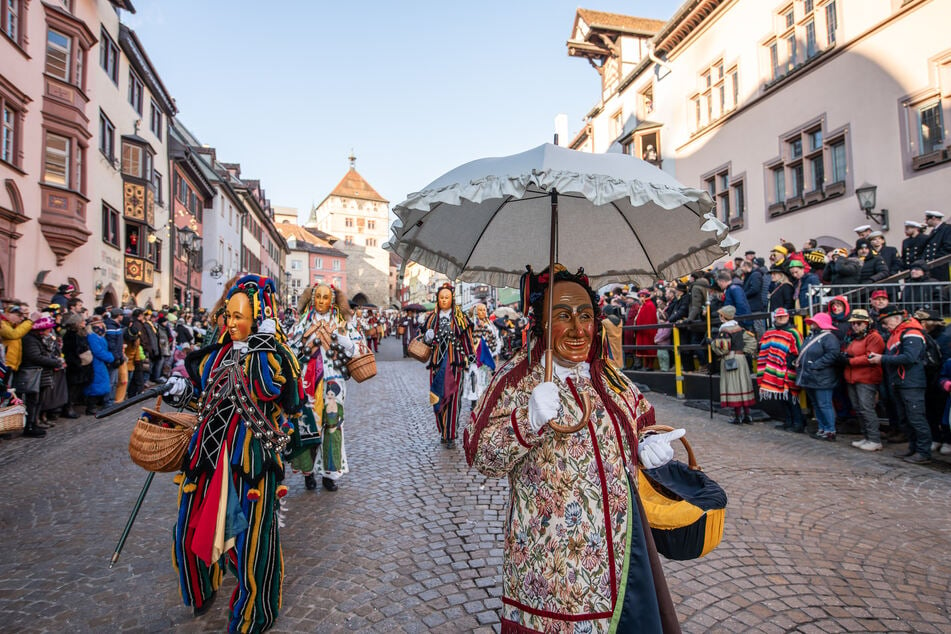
top-left (544, 280), bottom-right (595, 366)
top-left (475, 304), bottom-right (488, 321)
top-left (226, 293), bottom-right (254, 342)
top-left (313, 285), bottom-right (333, 315)
top-left (437, 288), bottom-right (453, 311)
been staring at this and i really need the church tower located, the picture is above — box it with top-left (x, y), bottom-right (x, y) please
top-left (306, 154), bottom-right (390, 306)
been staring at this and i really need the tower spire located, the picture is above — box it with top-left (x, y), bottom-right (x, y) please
top-left (348, 149), bottom-right (356, 170)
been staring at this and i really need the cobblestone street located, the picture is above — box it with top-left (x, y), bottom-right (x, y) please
top-left (1, 337), bottom-right (950, 633)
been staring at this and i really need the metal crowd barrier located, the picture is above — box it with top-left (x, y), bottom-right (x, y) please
top-left (805, 281), bottom-right (950, 316)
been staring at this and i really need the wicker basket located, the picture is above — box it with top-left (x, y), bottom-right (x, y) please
top-left (128, 396), bottom-right (197, 473)
top-left (407, 338), bottom-right (432, 363)
top-left (347, 351), bottom-right (377, 383)
top-left (0, 405), bottom-right (26, 434)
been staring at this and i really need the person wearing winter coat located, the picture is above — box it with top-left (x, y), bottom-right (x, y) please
top-left (767, 267), bottom-right (796, 312)
top-left (868, 231), bottom-right (899, 275)
top-left (867, 306), bottom-right (932, 463)
top-left (826, 296), bottom-right (852, 342)
top-left (716, 271), bottom-right (751, 328)
top-left (788, 260), bottom-right (821, 311)
top-left (902, 261), bottom-right (941, 311)
top-left (677, 273), bottom-right (711, 369)
top-left (822, 249), bottom-right (862, 286)
top-left (633, 290), bottom-right (659, 369)
top-left (741, 260), bottom-right (765, 313)
top-left (839, 310), bottom-right (885, 450)
top-left (757, 308), bottom-right (804, 432)
top-left (82, 316), bottom-right (114, 415)
top-left (855, 239), bottom-right (889, 288)
top-left (18, 324), bottom-right (65, 437)
top-left (796, 312), bottom-right (842, 441)
top-left (61, 314), bottom-right (92, 415)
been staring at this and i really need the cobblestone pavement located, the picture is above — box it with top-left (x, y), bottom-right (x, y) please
top-left (1, 337), bottom-right (950, 633)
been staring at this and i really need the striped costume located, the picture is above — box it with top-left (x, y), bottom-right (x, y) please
top-left (174, 334), bottom-right (303, 633)
top-left (755, 327), bottom-right (802, 399)
top-left (424, 307), bottom-right (474, 443)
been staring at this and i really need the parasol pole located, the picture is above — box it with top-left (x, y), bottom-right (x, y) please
top-left (109, 471), bottom-right (154, 567)
top-left (707, 289), bottom-right (714, 419)
top-left (545, 189), bottom-right (591, 435)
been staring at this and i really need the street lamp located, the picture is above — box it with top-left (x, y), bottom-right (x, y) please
top-left (855, 183), bottom-right (889, 231)
top-left (178, 225), bottom-right (199, 312)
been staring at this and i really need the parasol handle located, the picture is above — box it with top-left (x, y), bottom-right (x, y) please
top-left (545, 350), bottom-right (593, 434)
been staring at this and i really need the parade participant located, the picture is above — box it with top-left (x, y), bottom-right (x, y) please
top-left (463, 303), bottom-right (501, 407)
top-left (756, 308), bottom-right (804, 432)
top-left (634, 289), bottom-right (659, 370)
top-left (464, 265), bottom-right (682, 633)
top-left (165, 274), bottom-right (303, 632)
top-left (422, 283), bottom-right (474, 449)
top-left (398, 310), bottom-right (419, 358)
top-left (288, 283), bottom-right (360, 491)
top-left (712, 305), bottom-right (757, 424)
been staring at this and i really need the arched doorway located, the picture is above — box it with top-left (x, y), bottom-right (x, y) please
top-left (101, 284), bottom-right (118, 310)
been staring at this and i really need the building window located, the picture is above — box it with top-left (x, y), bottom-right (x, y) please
top-left (344, 235), bottom-right (353, 245)
top-left (730, 68), bottom-right (739, 109)
top-left (638, 84), bottom-right (654, 119)
top-left (345, 217), bottom-right (353, 227)
top-left (367, 220), bottom-right (375, 230)
top-left (125, 221), bottom-right (143, 255)
top-left (100, 27), bottom-right (119, 84)
top-left (804, 0), bottom-right (814, 13)
top-left (829, 139), bottom-right (846, 183)
top-left (610, 109), bottom-right (623, 140)
top-left (703, 168), bottom-right (731, 223)
top-left (3, 0), bottom-right (22, 46)
top-left (99, 111), bottom-right (115, 162)
top-left (825, 1), bottom-right (837, 45)
top-left (366, 238), bottom-right (377, 247)
top-left (769, 40), bottom-right (780, 80)
top-left (128, 71), bottom-right (143, 115)
top-left (332, 259), bottom-right (341, 271)
top-left (44, 132), bottom-right (70, 187)
top-left (149, 100), bottom-right (162, 140)
top-left (314, 256), bottom-right (323, 269)
top-left (771, 166), bottom-right (785, 204)
top-left (121, 142), bottom-right (143, 178)
top-left (805, 20), bottom-right (817, 59)
top-left (152, 170), bottom-right (163, 205)
top-left (731, 180), bottom-right (745, 220)
top-left (1, 103), bottom-right (16, 166)
top-left (46, 29), bottom-right (71, 82)
top-left (102, 203), bottom-right (119, 247)
top-left (917, 101), bottom-right (944, 155)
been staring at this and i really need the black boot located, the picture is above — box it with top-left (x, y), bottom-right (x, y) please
top-left (193, 590), bottom-right (216, 617)
top-left (741, 415), bottom-right (753, 425)
top-left (728, 416), bottom-right (741, 425)
top-left (22, 420), bottom-right (47, 438)
top-left (774, 421), bottom-right (792, 430)
top-left (322, 477), bottom-right (338, 492)
top-left (304, 474), bottom-right (317, 490)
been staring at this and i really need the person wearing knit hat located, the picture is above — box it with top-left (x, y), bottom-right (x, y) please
top-left (768, 245), bottom-right (788, 271)
top-left (712, 302), bottom-right (756, 424)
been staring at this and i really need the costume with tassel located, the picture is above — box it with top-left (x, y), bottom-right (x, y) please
top-left (172, 275), bottom-right (304, 634)
top-left (423, 292), bottom-right (475, 444)
top-left (463, 266), bottom-right (679, 633)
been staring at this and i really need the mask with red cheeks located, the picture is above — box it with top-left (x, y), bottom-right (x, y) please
top-left (543, 280), bottom-right (596, 366)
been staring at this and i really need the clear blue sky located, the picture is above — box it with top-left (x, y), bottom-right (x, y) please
top-left (128, 1), bottom-right (683, 222)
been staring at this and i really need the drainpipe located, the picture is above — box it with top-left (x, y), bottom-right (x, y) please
top-left (647, 41), bottom-right (673, 78)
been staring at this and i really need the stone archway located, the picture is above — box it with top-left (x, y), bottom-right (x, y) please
top-left (101, 284), bottom-right (119, 310)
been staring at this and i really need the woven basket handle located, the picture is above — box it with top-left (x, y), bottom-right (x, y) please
top-left (641, 424), bottom-right (700, 471)
top-left (154, 395), bottom-right (163, 411)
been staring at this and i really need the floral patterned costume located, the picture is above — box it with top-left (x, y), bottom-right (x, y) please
top-left (464, 347), bottom-right (678, 633)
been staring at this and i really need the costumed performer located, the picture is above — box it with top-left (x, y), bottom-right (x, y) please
top-left (422, 283), bottom-right (474, 449)
top-left (463, 265), bottom-right (684, 633)
top-left (287, 283), bottom-right (360, 492)
top-left (164, 275), bottom-right (304, 633)
top-left (463, 303), bottom-right (501, 408)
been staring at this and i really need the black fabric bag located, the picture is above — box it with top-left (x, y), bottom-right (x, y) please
top-left (13, 368), bottom-right (42, 395)
top-left (723, 357), bottom-right (739, 372)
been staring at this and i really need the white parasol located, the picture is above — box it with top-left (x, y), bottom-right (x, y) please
top-left (387, 143), bottom-right (736, 432)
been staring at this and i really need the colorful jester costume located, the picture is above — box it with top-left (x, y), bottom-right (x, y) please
top-left (423, 301), bottom-right (474, 444)
top-left (172, 276), bottom-right (303, 633)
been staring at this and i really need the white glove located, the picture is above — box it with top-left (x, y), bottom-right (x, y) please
top-left (166, 375), bottom-right (191, 399)
top-left (527, 382), bottom-right (561, 435)
top-left (424, 329), bottom-right (435, 343)
top-left (336, 332), bottom-right (355, 355)
top-left (638, 429), bottom-right (686, 469)
top-left (258, 319), bottom-right (276, 335)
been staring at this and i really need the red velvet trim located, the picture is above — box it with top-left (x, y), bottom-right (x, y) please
top-left (501, 597), bottom-right (613, 621)
top-left (500, 617), bottom-right (542, 634)
top-left (510, 409), bottom-right (532, 449)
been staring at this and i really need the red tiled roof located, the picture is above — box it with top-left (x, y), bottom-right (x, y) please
top-left (329, 168), bottom-right (388, 203)
top-left (276, 223), bottom-right (336, 250)
top-left (576, 9), bottom-right (666, 35)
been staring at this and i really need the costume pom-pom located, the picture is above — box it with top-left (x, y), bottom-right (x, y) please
top-left (173, 473), bottom-right (184, 485)
top-left (276, 485), bottom-right (289, 498)
top-left (247, 488), bottom-right (261, 501)
top-left (183, 483), bottom-right (197, 493)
